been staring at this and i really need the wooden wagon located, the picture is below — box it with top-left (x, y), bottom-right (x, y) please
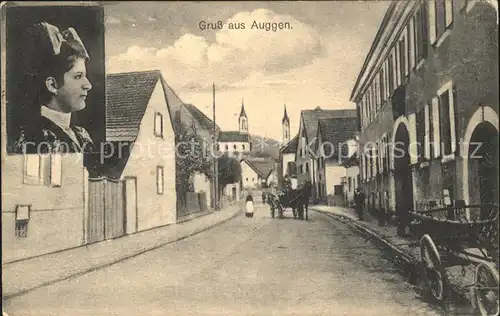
top-left (409, 203), bottom-right (499, 316)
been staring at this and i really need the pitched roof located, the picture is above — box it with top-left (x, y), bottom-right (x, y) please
top-left (301, 107), bottom-right (357, 143)
top-left (280, 134), bottom-right (298, 154)
top-left (317, 117), bottom-right (358, 160)
top-left (218, 131), bottom-right (250, 142)
top-left (243, 158), bottom-right (275, 179)
top-left (183, 103), bottom-right (220, 133)
top-left (106, 70), bottom-right (163, 141)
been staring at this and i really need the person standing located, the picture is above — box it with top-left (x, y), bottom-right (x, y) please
top-left (245, 193), bottom-right (254, 218)
top-left (354, 188), bottom-right (366, 220)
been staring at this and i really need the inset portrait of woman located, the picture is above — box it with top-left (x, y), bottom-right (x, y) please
top-left (15, 21), bottom-right (95, 154)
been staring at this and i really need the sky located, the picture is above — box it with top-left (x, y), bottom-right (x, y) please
top-left (103, 1), bottom-right (390, 142)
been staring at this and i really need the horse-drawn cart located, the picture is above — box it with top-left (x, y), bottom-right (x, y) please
top-left (268, 181), bottom-right (312, 220)
top-left (409, 203), bottom-right (499, 315)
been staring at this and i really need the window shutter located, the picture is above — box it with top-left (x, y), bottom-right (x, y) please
top-left (24, 155), bottom-right (41, 185)
top-left (424, 104), bottom-right (431, 160)
top-left (450, 86), bottom-right (457, 154)
top-left (428, 0), bottom-right (437, 44)
top-left (432, 96), bottom-right (441, 158)
top-left (440, 89), bottom-right (452, 156)
top-left (408, 20), bottom-right (415, 70)
top-left (445, 0), bottom-right (453, 26)
top-left (416, 109), bottom-right (425, 162)
top-left (50, 154), bottom-right (62, 187)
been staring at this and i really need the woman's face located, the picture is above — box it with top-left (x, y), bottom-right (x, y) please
top-left (55, 58), bottom-right (92, 113)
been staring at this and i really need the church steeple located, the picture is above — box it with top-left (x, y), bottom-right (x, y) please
top-left (239, 99), bottom-right (248, 134)
top-left (282, 104), bottom-right (290, 144)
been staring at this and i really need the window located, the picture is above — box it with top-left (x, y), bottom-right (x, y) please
top-left (348, 177), bottom-right (352, 191)
top-left (246, 177), bottom-right (248, 182)
top-left (379, 70), bottom-right (385, 105)
top-left (225, 145), bottom-right (229, 150)
top-left (357, 174), bottom-right (361, 188)
top-left (416, 108), bottom-right (426, 162)
top-left (305, 162), bottom-right (309, 174)
top-left (15, 205), bottom-right (30, 238)
top-left (51, 153), bottom-right (62, 187)
top-left (399, 37), bottom-right (406, 81)
top-left (415, 2), bottom-right (428, 63)
top-left (154, 112), bottom-right (163, 138)
top-left (434, 0), bottom-right (453, 43)
top-left (438, 83), bottom-right (457, 156)
top-left (233, 144), bottom-right (237, 150)
top-left (388, 53), bottom-right (395, 94)
top-left (156, 166), bottom-right (164, 195)
top-left (242, 144), bottom-right (246, 151)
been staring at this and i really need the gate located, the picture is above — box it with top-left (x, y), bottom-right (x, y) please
top-left (88, 177), bottom-right (125, 244)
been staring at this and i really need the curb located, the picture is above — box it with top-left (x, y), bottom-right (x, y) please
top-left (312, 208), bottom-right (472, 308)
top-left (4, 207), bottom-right (242, 300)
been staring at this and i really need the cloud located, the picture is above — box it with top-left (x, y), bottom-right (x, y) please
top-left (105, 15), bottom-right (121, 24)
top-left (106, 9), bottom-right (325, 92)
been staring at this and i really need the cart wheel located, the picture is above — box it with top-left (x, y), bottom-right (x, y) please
top-left (475, 262), bottom-right (499, 316)
top-left (420, 234), bottom-right (446, 302)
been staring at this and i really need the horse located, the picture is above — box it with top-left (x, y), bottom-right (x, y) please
top-left (275, 180), bottom-right (312, 220)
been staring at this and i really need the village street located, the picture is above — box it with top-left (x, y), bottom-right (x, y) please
top-left (4, 202), bottom-right (444, 316)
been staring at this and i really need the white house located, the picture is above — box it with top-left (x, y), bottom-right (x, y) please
top-left (103, 70), bottom-right (177, 232)
top-left (240, 158), bottom-right (275, 189)
top-left (315, 117), bottom-right (358, 201)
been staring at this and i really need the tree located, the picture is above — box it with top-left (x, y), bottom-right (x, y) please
top-left (217, 152), bottom-right (242, 197)
top-left (174, 112), bottom-right (212, 206)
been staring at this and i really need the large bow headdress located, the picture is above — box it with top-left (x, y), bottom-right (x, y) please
top-left (39, 21), bottom-right (89, 59)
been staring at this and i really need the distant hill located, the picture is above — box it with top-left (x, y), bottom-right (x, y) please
top-left (247, 135), bottom-right (282, 161)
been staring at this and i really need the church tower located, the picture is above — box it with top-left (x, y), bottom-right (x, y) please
top-left (282, 104), bottom-right (290, 144)
top-left (238, 99), bottom-right (248, 134)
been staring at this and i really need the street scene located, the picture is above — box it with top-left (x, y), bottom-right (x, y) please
top-left (1, 1), bottom-right (499, 315)
top-left (4, 201), bottom-right (445, 316)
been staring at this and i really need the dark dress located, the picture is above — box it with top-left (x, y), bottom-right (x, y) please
top-left (14, 116), bottom-right (95, 154)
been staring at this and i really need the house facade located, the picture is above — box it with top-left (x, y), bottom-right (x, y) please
top-left (314, 117), bottom-right (358, 201)
top-left (240, 158), bottom-right (275, 189)
top-left (104, 70), bottom-right (177, 232)
top-left (295, 108), bottom-right (358, 198)
top-left (341, 148), bottom-right (361, 207)
top-left (350, 0), bottom-right (499, 230)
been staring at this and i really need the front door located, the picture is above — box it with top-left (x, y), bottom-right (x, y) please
top-left (124, 177), bottom-right (138, 234)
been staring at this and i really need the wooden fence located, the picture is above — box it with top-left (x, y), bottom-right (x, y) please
top-left (87, 177), bottom-right (125, 244)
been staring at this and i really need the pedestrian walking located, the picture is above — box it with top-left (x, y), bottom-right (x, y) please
top-left (354, 188), bottom-right (366, 220)
top-left (262, 191), bottom-right (266, 204)
top-left (245, 193), bottom-right (254, 218)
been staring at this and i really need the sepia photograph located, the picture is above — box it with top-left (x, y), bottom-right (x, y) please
top-left (1, 1), bottom-right (498, 315)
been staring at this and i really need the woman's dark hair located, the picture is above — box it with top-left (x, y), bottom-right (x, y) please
top-left (21, 22), bottom-right (89, 112)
